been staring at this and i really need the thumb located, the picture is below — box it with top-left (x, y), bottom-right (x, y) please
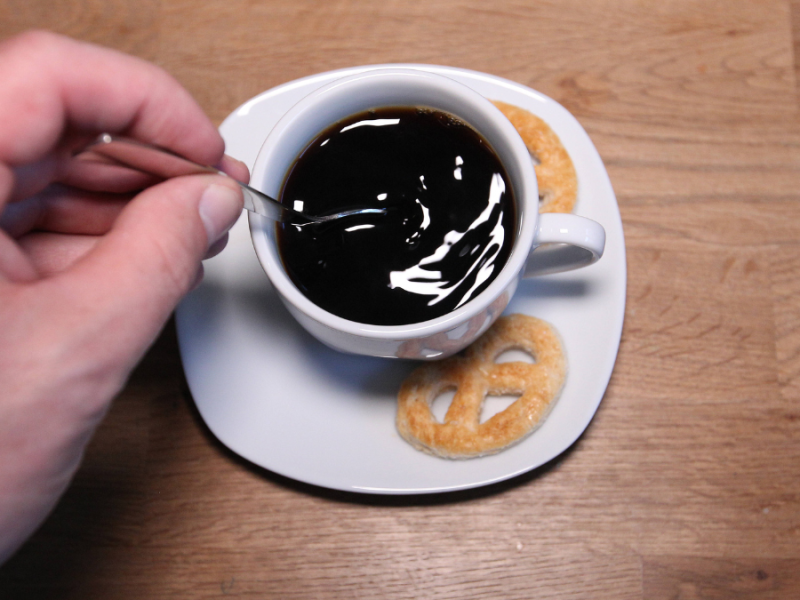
top-left (52, 174), bottom-right (243, 369)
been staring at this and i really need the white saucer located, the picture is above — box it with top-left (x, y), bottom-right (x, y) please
top-left (175, 65), bottom-right (626, 495)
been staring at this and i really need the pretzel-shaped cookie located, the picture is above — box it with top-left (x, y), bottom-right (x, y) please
top-left (396, 314), bottom-right (566, 458)
top-left (492, 100), bottom-right (578, 214)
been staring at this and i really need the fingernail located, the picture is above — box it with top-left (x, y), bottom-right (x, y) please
top-left (199, 184), bottom-right (242, 247)
top-left (204, 232), bottom-right (229, 260)
top-left (219, 155), bottom-right (251, 183)
top-left (227, 155), bottom-right (248, 171)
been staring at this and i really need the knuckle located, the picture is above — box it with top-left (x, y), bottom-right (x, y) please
top-left (1, 30), bottom-right (61, 59)
top-left (144, 229), bottom-right (196, 299)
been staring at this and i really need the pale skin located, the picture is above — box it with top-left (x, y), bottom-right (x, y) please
top-left (0, 31), bottom-right (249, 563)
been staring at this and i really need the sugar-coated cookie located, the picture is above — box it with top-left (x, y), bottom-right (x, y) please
top-left (396, 314), bottom-right (566, 459)
top-left (492, 100), bottom-right (577, 214)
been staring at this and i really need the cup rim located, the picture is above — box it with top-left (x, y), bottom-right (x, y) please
top-left (249, 67), bottom-right (539, 339)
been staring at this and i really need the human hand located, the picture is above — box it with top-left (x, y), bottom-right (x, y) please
top-left (0, 31), bottom-right (247, 563)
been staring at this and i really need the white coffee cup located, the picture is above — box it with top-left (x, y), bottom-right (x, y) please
top-left (249, 68), bottom-right (605, 360)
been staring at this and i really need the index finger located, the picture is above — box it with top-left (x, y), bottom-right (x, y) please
top-left (0, 31), bottom-right (224, 170)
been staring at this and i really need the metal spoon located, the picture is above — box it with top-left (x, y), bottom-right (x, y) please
top-left (79, 134), bottom-right (386, 224)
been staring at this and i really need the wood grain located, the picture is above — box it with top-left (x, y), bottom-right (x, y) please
top-left (1, 0), bottom-right (800, 598)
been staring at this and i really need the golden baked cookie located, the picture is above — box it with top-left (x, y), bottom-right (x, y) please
top-left (396, 314), bottom-right (567, 458)
top-left (492, 100), bottom-right (577, 214)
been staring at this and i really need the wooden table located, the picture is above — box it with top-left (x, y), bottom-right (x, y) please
top-left (2, 1), bottom-right (799, 598)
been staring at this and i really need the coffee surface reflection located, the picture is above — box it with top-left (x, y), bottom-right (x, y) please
top-left (277, 106), bottom-right (516, 326)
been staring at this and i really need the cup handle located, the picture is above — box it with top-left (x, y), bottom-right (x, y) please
top-left (523, 213), bottom-right (606, 277)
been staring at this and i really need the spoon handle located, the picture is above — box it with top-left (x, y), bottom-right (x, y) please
top-left (80, 134), bottom-right (316, 224)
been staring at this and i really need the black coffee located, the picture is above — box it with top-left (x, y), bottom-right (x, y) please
top-left (277, 106), bottom-right (516, 326)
